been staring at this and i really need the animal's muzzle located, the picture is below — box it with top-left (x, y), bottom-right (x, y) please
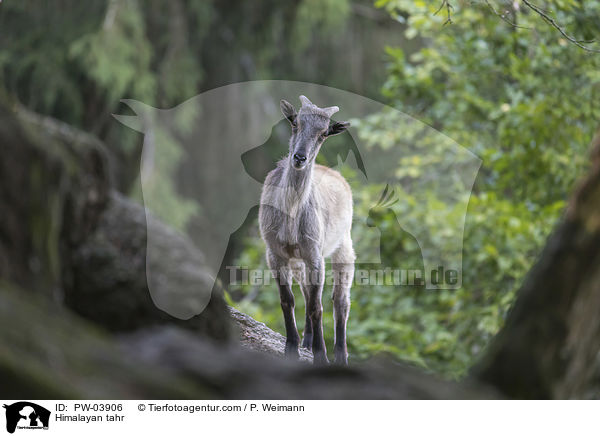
top-left (293, 153), bottom-right (307, 168)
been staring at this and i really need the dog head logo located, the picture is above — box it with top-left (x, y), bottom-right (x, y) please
top-left (3, 402), bottom-right (50, 434)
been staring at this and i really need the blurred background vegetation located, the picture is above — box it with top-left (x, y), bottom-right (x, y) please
top-left (1, 0), bottom-right (598, 378)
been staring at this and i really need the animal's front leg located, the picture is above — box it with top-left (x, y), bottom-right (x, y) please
top-left (305, 256), bottom-right (328, 365)
top-left (292, 262), bottom-right (313, 350)
top-left (267, 250), bottom-right (300, 359)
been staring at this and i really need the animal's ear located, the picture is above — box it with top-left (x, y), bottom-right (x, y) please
top-left (280, 99), bottom-right (297, 126)
top-left (112, 99), bottom-right (155, 132)
top-left (326, 121), bottom-right (350, 137)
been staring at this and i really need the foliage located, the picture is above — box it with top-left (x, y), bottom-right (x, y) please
top-left (231, 0), bottom-right (600, 377)
top-left (0, 0), bottom-right (396, 231)
top-left (291, 0), bottom-right (351, 50)
top-left (357, 0), bottom-right (599, 375)
top-left (0, 1), bottom-right (105, 124)
top-left (0, 0), bottom-right (205, 229)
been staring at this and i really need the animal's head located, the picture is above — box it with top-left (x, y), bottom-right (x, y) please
top-left (280, 95), bottom-right (350, 170)
top-left (367, 184), bottom-right (398, 228)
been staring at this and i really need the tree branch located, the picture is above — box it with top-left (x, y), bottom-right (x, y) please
top-left (434, 0), bottom-right (453, 25)
top-left (521, 0), bottom-right (600, 53)
top-left (484, 0), bottom-right (530, 30)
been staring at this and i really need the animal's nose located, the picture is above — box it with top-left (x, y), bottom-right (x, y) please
top-left (293, 153), bottom-right (307, 163)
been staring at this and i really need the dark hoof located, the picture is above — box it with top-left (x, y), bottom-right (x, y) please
top-left (301, 336), bottom-right (313, 351)
top-left (312, 353), bottom-right (329, 365)
top-left (284, 342), bottom-right (299, 359)
top-left (334, 349), bottom-right (348, 365)
top-left (333, 356), bottom-right (348, 365)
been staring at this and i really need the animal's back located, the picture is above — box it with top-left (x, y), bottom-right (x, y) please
top-left (314, 164), bottom-right (351, 195)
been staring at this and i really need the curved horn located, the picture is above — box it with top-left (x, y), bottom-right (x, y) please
top-left (299, 95), bottom-right (314, 107)
top-left (323, 106), bottom-right (339, 117)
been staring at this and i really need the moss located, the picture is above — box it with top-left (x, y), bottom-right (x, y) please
top-left (0, 282), bottom-right (207, 399)
top-left (47, 190), bottom-right (63, 282)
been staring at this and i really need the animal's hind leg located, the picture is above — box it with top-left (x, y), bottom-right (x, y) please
top-left (291, 260), bottom-right (312, 350)
top-left (331, 237), bottom-right (355, 365)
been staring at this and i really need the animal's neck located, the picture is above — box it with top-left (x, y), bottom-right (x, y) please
top-left (282, 157), bottom-right (313, 214)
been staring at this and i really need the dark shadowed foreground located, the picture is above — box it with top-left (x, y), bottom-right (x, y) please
top-left (1, 96), bottom-right (599, 399)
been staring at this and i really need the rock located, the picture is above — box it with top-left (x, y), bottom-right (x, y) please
top-left (0, 100), bottom-right (109, 299)
top-left (0, 280), bottom-right (498, 399)
top-left (228, 306), bottom-right (313, 362)
top-left (67, 191), bottom-right (231, 340)
top-left (0, 283), bottom-right (203, 399)
top-left (119, 325), bottom-right (499, 399)
top-left (0, 97), bottom-right (230, 340)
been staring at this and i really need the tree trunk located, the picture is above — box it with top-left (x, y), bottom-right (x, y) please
top-left (474, 132), bottom-right (600, 399)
